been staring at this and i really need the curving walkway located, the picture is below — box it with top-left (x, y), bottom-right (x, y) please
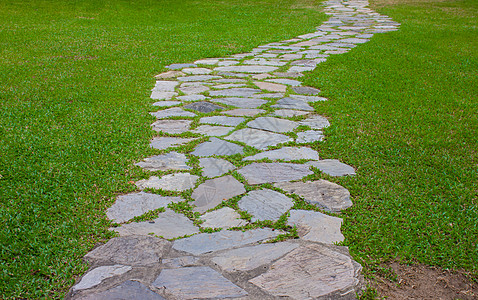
top-left (68, 0), bottom-right (399, 299)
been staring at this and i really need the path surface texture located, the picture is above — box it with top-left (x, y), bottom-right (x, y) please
top-left (68, 0), bottom-right (399, 299)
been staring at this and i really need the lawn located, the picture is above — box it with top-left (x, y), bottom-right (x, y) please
top-left (0, 0), bottom-right (327, 298)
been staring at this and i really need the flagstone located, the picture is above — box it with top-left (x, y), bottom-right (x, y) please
top-left (134, 152), bottom-right (191, 171)
top-left (183, 101), bottom-right (223, 113)
top-left (210, 97), bottom-right (267, 109)
top-left (152, 100), bottom-right (181, 107)
top-left (192, 125), bottom-right (232, 137)
top-left (306, 159), bottom-right (356, 176)
top-left (254, 81), bottom-right (287, 92)
top-left (179, 85), bottom-right (209, 95)
top-left (253, 93), bottom-right (284, 98)
top-left (177, 75), bottom-right (221, 82)
top-left (194, 59), bottom-right (219, 65)
top-left (243, 58), bottom-right (287, 66)
top-left (199, 115), bottom-right (245, 127)
top-left (238, 189), bottom-right (294, 222)
top-left (150, 91), bottom-right (177, 100)
top-left (137, 173), bottom-right (199, 192)
top-left (199, 157), bottom-right (235, 178)
top-left (209, 87), bottom-right (260, 97)
top-left (271, 109), bottom-right (310, 118)
top-left (213, 78), bottom-right (246, 83)
top-left (150, 137), bottom-right (195, 150)
top-left (217, 71), bottom-right (250, 78)
top-left (218, 60), bottom-right (240, 66)
top-left (287, 210), bottom-right (344, 243)
top-left (150, 107), bottom-right (196, 119)
top-left (73, 265), bottom-right (132, 291)
top-left (199, 207), bottom-right (246, 229)
top-left (266, 78), bottom-right (302, 86)
top-left (151, 120), bottom-right (192, 134)
top-left (296, 130), bottom-right (325, 143)
top-left (191, 175), bottom-right (246, 213)
top-left (299, 115), bottom-right (330, 129)
top-left (191, 137), bottom-right (243, 157)
top-left (214, 65), bottom-right (278, 73)
top-left (243, 147), bottom-right (319, 161)
top-left (182, 67), bottom-right (212, 75)
top-left (289, 94), bottom-right (328, 102)
top-left (237, 163), bottom-right (313, 185)
top-left (77, 281), bottom-right (165, 300)
top-left (288, 66), bottom-right (316, 72)
top-left (176, 94), bottom-right (208, 101)
top-left (212, 83), bottom-right (246, 89)
top-left (247, 117), bottom-right (299, 133)
top-left (225, 128), bottom-right (293, 150)
top-left (166, 63), bottom-right (196, 70)
top-left (161, 256), bottom-right (200, 269)
top-left (252, 73), bottom-right (273, 80)
top-left (271, 97), bottom-right (314, 111)
top-left (221, 108), bottom-right (265, 117)
top-left (273, 71), bottom-right (304, 78)
top-left (291, 86), bottom-right (321, 95)
top-left (155, 70), bottom-right (184, 79)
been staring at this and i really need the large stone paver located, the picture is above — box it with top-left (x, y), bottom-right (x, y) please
top-left (150, 137), bottom-right (195, 150)
top-left (150, 120), bottom-right (192, 134)
top-left (190, 137), bottom-right (244, 156)
top-left (299, 115), bottom-right (330, 129)
top-left (150, 107), bottom-right (196, 119)
top-left (237, 163), bottom-right (313, 184)
top-left (287, 209), bottom-right (344, 244)
top-left (209, 87), bottom-right (260, 97)
top-left (225, 128), bottom-right (293, 150)
top-left (221, 108), bottom-right (265, 117)
top-left (183, 101), bottom-right (223, 113)
top-left (199, 157), bottom-right (235, 178)
top-left (191, 175), bottom-right (246, 213)
top-left (192, 125), bottom-right (232, 136)
top-left (199, 207), bottom-right (247, 229)
top-left (272, 97), bottom-right (314, 111)
top-left (214, 65), bottom-right (278, 73)
top-left (238, 189), bottom-right (294, 222)
top-left (73, 265), bottom-right (132, 291)
top-left (135, 152), bottom-right (191, 171)
top-left (307, 159), bottom-right (356, 176)
top-left (199, 115), bottom-right (244, 127)
top-left (136, 173), bottom-right (199, 192)
top-left (77, 281), bottom-right (165, 300)
top-left (247, 116), bottom-right (299, 133)
top-left (243, 146), bottom-right (319, 161)
top-left (210, 97), bottom-right (267, 109)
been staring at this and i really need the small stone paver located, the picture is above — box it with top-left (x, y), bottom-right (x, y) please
top-left (289, 94), bottom-right (328, 103)
top-left (177, 75), bottom-right (221, 82)
top-left (73, 265), bottom-right (132, 291)
top-left (275, 180), bottom-right (352, 212)
top-left (253, 92), bottom-right (284, 98)
top-left (199, 115), bottom-right (244, 127)
top-left (296, 130), bottom-right (325, 143)
top-left (287, 209), bottom-right (344, 244)
top-left (152, 100), bottom-right (181, 107)
top-left (210, 97), bottom-right (267, 109)
top-left (212, 83), bottom-right (246, 89)
top-left (306, 159), bottom-right (356, 176)
top-left (299, 115), bottom-right (331, 129)
top-left (237, 163), bottom-right (313, 185)
top-left (199, 157), bottom-right (235, 178)
top-left (107, 192), bottom-right (182, 223)
top-left (152, 267), bottom-right (247, 299)
top-left (137, 173), bottom-right (199, 192)
top-left (247, 116), bottom-right (299, 133)
top-left (292, 87), bottom-right (321, 96)
top-left (274, 71), bottom-right (303, 78)
top-left (199, 207), bottom-right (247, 229)
top-left (221, 108), bottom-right (265, 117)
top-left (150, 107), bottom-right (196, 119)
top-left (266, 78), bottom-right (302, 86)
top-left (134, 152), bottom-right (191, 171)
top-left (270, 109), bottom-right (310, 118)
top-left (225, 128), bottom-right (293, 150)
top-left (214, 65), bottom-right (278, 73)
top-left (179, 85), bottom-right (209, 95)
top-left (77, 281), bottom-right (165, 300)
top-left (149, 137), bottom-right (195, 150)
top-left (155, 70), bottom-right (184, 79)
top-left (191, 175), bottom-right (246, 213)
top-left (112, 209), bottom-right (199, 239)
top-left (162, 256), bottom-right (200, 269)
top-left (190, 137), bottom-right (243, 156)
top-left (166, 63), bottom-right (197, 70)
top-left (238, 189), bottom-right (294, 222)
top-left (183, 101), bottom-right (223, 113)
top-left (192, 125), bottom-right (232, 136)
top-left (194, 59), bottom-right (219, 65)
top-left (209, 87), bottom-right (260, 97)
top-left (244, 58), bottom-right (287, 66)
top-left (150, 91), bottom-right (177, 100)
top-left (176, 94), bottom-right (208, 101)
top-left (272, 97), bottom-right (314, 111)
top-left (151, 120), bottom-right (192, 134)
top-left (182, 67), bottom-right (212, 75)
top-left (243, 146), bottom-right (319, 161)
top-left (152, 80), bottom-right (178, 92)
top-left (288, 66), bottom-right (315, 72)
top-left (254, 81), bottom-right (287, 92)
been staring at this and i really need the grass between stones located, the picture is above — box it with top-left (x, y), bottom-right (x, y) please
top-left (301, 0), bottom-right (478, 284)
top-left (0, 0), bottom-right (326, 298)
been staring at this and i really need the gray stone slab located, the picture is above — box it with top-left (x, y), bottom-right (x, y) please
top-left (289, 94), bottom-right (328, 103)
top-left (150, 137), bottom-right (195, 150)
top-left (339, 38), bottom-right (369, 44)
top-left (73, 265), bottom-right (132, 291)
top-left (152, 81), bottom-right (178, 92)
top-left (292, 86), bottom-right (321, 95)
top-left (152, 100), bottom-right (181, 107)
top-left (214, 65), bottom-right (278, 73)
top-left (162, 256), bottom-right (200, 269)
top-left (136, 173), bottom-right (199, 192)
top-left (225, 128), bottom-right (293, 150)
top-left (192, 125), bottom-right (232, 137)
top-left (217, 72), bottom-right (250, 78)
top-left (306, 159), bottom-right (356, 176)
top-left (249, 243), bottom-right (360, 299)
top-left (254, 81), bottom-right (287, 92)
top-left (107, 192), bottom-right (182, 223)
top-left (112, 209), bottom-right (199, 239)
top-left (252, 93), bottom-right (284, 99)
top-left (271, 97), bottom-right (314, 111)
top-left (155, 70), bottom-right (184, 79)
top-left (176, 94), bottom-right (208, 101)
top-left (151, 120), bottom-right (192, 134)
top-left (244, 58), bottom-right (287, 66)
top-left (299, 115), bottom-right (330, 129)
top-left (211, 242), bottom-right (299, 272)
top-left (191, 175), bottom-right (246, 213)
top-left (252, 73), bottom-right (273, 80)
top-left (210, 97), bottom-right (267, 109)
top-left (279, 53), bottom-right (303, 60)
top-left (199, 157), bottom-right (235, 178)
top-left (172, 228), bottom-right (280, 255)
top-left (212, 83), bottom-right (246, 89)
top-left (199, 207), bottom-right (247, 229)
top-left (290, 60), bottom-right (318, 67)
top-left (238, 189), bottom-right (294, 222)
top-left (213, 78), bottom-right (247, 84)
top-left (85, 236), bottom-right (170, 266)
top-left (135, 152), bottom-right (191, 171)
top-left (177, 75), bottom-right (221, 82)
top-left (237, 163), bottom-right (313, 185)
top-left (152, 267), bottom-right (247, 299)
top-left (287, 209), bottom-right (344, 243)
top-left (275, 179), bottom-right (352, 212)
top-left (77, 281), bottom-right (165, 300)
top-left (179, 85), bottom-right (209, 95)
top-left (150, 107), bottom-right (196, 119)
top-left (247, 117), bottom-right (299, 133)
top-left (199, 115), bottom-right (244, 127)
top-left (183, 101), bottom-right (223, 113)
top-left (190, 137), bottom-right (244, 157)
top-left (288, 66), bottom-right (315, 72)
top-left (273, 72), bottom-right (304, 78)
top-left (266, 78), bottom-right (302, 86)
top-left (221, 108), bottom-right (265, 117)
top-left (182, 67), bottom-right (213, 75)
top-left (150, 91), bottom-right (177, 100)
top-left (218, 60), bottom-right (240, 66)
top-left (166, 63), bottom-right (197, 70)
top-left (194, 59), bottom-right (219, 65)
top-left (296, 130), bottom-right (324, 143)
top-left (243, 147), bottom-right (319, 162)
top-left (209, 87), bottom-right (260, 97)
top-left (270, 109), bottom-right (310, 118)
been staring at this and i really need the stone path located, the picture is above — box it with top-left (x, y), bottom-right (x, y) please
top-left (68, 0), bottom-right (399, 299)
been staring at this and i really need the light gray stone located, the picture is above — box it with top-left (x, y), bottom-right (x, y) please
top-left (135, 152), bottom-right (191, 171)
top-left (172, 228), bottom-right (280, 255)
top-left (244, 58), bottom-right (287, 66)
top-left (238, 189), bottom-right (294, 222)
top-left (292, 86), bottom-right (321, 95)
top-left (289, 94), bottom-right (328, 103)
top-left (199, 157), bottom-right (235, 178)
top-left (296, 130), bottom-right (324, 143)
top-left (266, 78), bottom-right (302, 86)
top-left (152, 267), bottom-right (247, 299)
top-left (272, 97), bottom-right (314, 111)
top-left (210, 97), bottom-right (267, 109)
top-left (237, 163), bottom-right (313, 185)
top-left (271, 109), bottom-right (310, 118)
top-left (150, 107), bottom-right (196, 119)
top-left (212, 83), bottom-right (246, 89)
top-left (136, 173), bottom-right (198, 192)
top-left (155, 70), bottom-right (184, 79)
top-left (221, 108), bottom-right (265, 117)
top-left (152, 100), bottom-right (181, 107)
top-left (150, 91), bottom-right (177, 100)
top-left (107, 192), bottom-right (182, 223)
top-left (194, 59), bottom-right (219, 65)
top-left (152, 81), bottom-right (178, 92)
top-left (162, 256), bottom-right (200, 269)
top-left (306, 159), bottom-right (356, 176)
top-left (225, 128), bottom-right (293, 150)
top-left (217, 60), bottom-right (240, 66)
top-left (299, 115), bottom-right (330, 129)
top-left (192, 125), bottom-right (232, 137)
top-left (214, 65), bottom-right (278, 73)
top-left (182, 67), bottom-right (212, 75)
top-left (209, 88), bottom-right (260, 97)
top-left (77, 281), bottom-right (165, 300)
top-left (243, 147), bottom-right (319, 161)
top-left (339, 38), bottom-right (369, 44)
top-left (199, 207), bottom-right (247, 229)
top-left (217, 71), bottom-right (250, 78)
top-left (179, 85), bottom-right (209, 95)
top-left (252, 73), bottom-right (273, 80)
top-left (166, 63), bottom-right (197, 70)
top-left (213, 78), bottom-right (246, 84)
top-left (183, 101), bottom-right (223, 113)
top-left (177, 75), bottom-right (221, 82)
top-left (191, 175), bottom-right (246, 213)
top-left (252, 93), bottom-right (284, 99)
top-left (287, 209), bottom-right (344, 243)
top-left (73, 265), bottom-right (132, 291)
top-left (149, 137), bottom-right (195, 150)
top-left (254, 81), bottom-right (287, 92)
top-left (212, 242), bottom-right (299, 272)
top-left (274, 72), bottom-right (304, 78)
top-left (151, 120), bottom-right (192, 134)
top-left (176, 94), bottom-right (208, 101)
top-left (279, 53), bottom-right (303, 60)
top-left (112, 209), bottom-right (199, 239)
top-left (199, 115), bottom-right (244, 127)
top-left (288, 66), bottom-right (315, 72)
top-left (190, 137), bottom-right (243, 156)
top-left (247, 117), bottom-right (299, 133)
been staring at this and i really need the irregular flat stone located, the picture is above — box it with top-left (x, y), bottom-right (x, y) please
top-left (214, 65), bottom-right (278, 73)
top-left (243, 147), bottom-right (319, 161)
top-left (135, 152), bottom-right (191, 171)
top-left (177, 75), bottom-right (221, 82)
top-left (275, 179), bottom-right (352, 212)
top-left (162, 256), bottom-right (200, 269)
top-left (212, 242), bottom-right (299, 272)
top-left (288, 66), bottom-right (315, 72)
top-left (254, 81), bottom-right (287, 92)
top-left (152, 267), bottom-right (247, 299)
top-left (192, 125), bottom-right (232, 137)
top-left (289, 94), bottom-right (328, 102)
top-left (221, 108), bottom-right (265, 117)
top-left (172, 228), bottom-right (280, 255)
top-left (199, 157), bottom-right (235, 178)
top-left (299, 115), bottom-right (330, 129)
top-left (247, 117), bottom-right (299, 133)
top-left (77, 281), bottom-right (165, 300)
top-left (213, 78), bottom-right (246, 84)
top-left (179, 85), bottom-right (209, 95)
top-left (199, 115), bottom-right (244, 127)
top-left (306, 159), bottom-right (356, 176)
top-left (249, 243), bottom-right (359, 298)
top-left (85, 236), bottom-right (171, 266)
top-left (190, 137), bottom-right (243, 156)
top-left (183, 101), bottom-right (223, 113)
top-left (166, 63), bottom-right (197, 70)
top-left (191, 175), bottom-right (246, 213)
top-left (253, 93), bottom-right (284, 99)
top-left (266, 78), bottom-right (302, 86)
top-left (209, 88), bottom-right (260, 97)
top-left (225, 128), bottom-right (292, 150)
top-left (339, 38), bottom-right (369, 44)
top-left (73, 265), bottom-right (132, 291)
top-left (272, 97), bottom-right (314, 111)
top-left (244, 58), bottom-right (287, 66)
top-left (292, 86), bottom-right (321, 95)
top-left (151, 120), bottom-right (192, 134)
top-left (150, 107), bottom-right (196, 119)
top-left (218, 60), bottom-right (240, 66)
top-left (290, 60), bottom-right (318, 67)
top-left (137, 173), bottom-right (198, 192)
top-left (182, 67), bottom-right (212, 75)
top-left (150, 137), bottom-right (195, 150)
top-left (271, 109), bottom-right (310, 118)
top-left (150, 91), bottom-right (177, 100)
top-left (238, 189), bottom-right (294, 222)
top-left (237, 163), bottom-right (313, 185)
top-left (199, 207), bottom-right (247, 229)
top-left (176, 94), bottom-right (208, 101)
top-left (107, 192), bottom-right (182, 223)
top-left (287, 209), bottom-right (344, 243)
top-left (252, 73), bottom-right (273, 80)
top-left (112, 209), bottom-right (199, 239)
top-left (212, 83), bottom-right (246, 89)
top-left (152, 100), bottom-right (181, 107)
top-left (274, 72), bottom-right (304, 78)
top-left (296, 130), bottom-right (324, 143)
top-left (279, 53), bottom-right (303, 60)
top-left (155, 70), bottom-right (185, 79)
top-left (152, 81), bottom-right (178, 92)
top-left (194, 59), bottom-right (219, 65)
top-left (217, 72), bottom-right (250, 78)
top-left (210, 97), bottom-right (267, 109)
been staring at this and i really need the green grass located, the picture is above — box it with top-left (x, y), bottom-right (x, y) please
top-left (0, 0), bottom-right (327, 298)
top-left (302, 0), bottom-right (477, 279)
